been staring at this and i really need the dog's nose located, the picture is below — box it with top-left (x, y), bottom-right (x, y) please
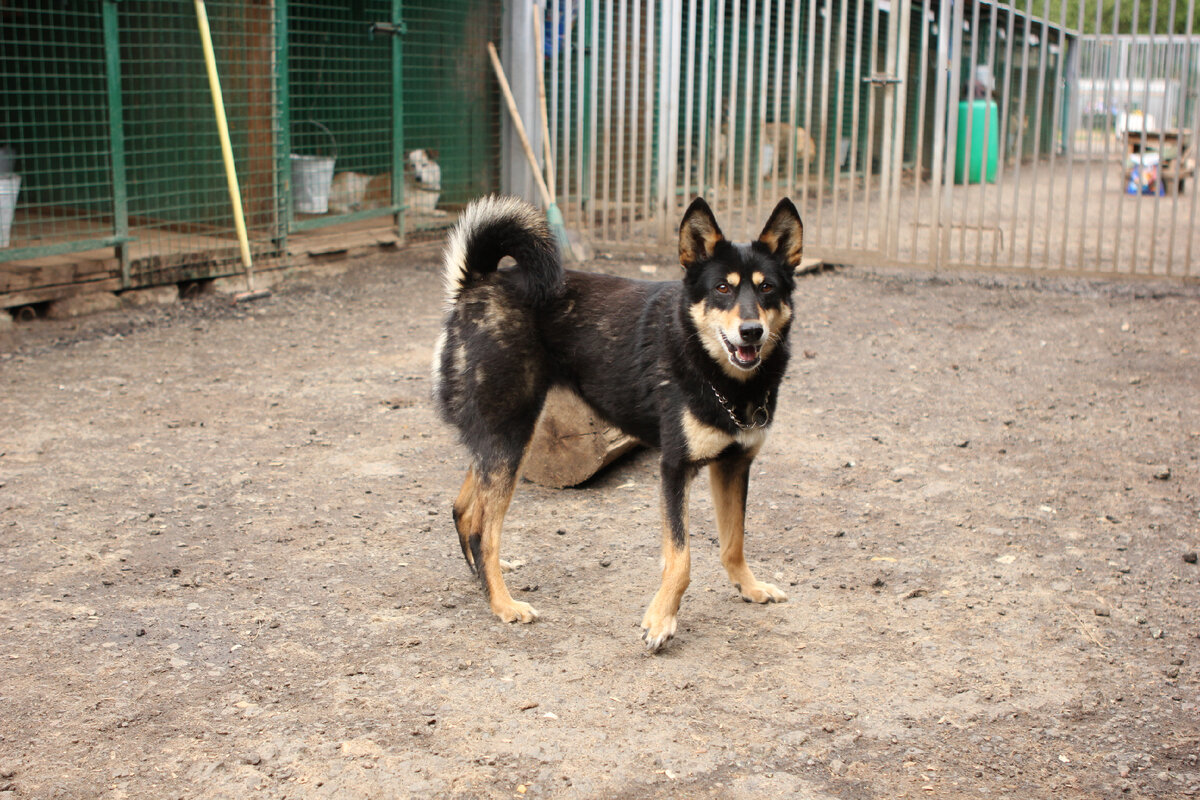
top-left (739, 321), bottom-right (765, 343)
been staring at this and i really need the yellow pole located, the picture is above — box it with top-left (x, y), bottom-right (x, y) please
top-left (194, 0), bottom-right (255, 289)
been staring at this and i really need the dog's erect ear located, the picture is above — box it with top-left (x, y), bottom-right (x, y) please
top-left (678, 197), bottom-right (726, 268)
top-left (757, 198), bottom-right (804, 268)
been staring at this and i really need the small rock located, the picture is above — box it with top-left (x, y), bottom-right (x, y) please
top-left (340, 739), bottom-right (383, 759)
top-left (46, 292), bottom-right (122, 319)
top-left (829, 759), bottom-right (846, 776)
top-left (1152, 629), bottom-right (1165, 639)
top-left (121, 285), bottom-right (180, 308)
top-left (1166, 667), bottom-right (1180, 679)
top-left (440, 599), bottom-right (457, 609)
top-left (1153, 467), bottom-right (1171, 481)
top-left (1183, 552), bottom-right (1198, 564)
top-left (599, 557), bottom-right (612, 568)
top-left (954, 439), bottom-right (970, 448)
top-left (1094, 608), bottom-right (1111, 617)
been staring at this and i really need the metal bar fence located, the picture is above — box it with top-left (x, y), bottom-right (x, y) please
top-left (536, 0), bottom-right (1196, 279)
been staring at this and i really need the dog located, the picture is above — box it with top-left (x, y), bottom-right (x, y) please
top-left (714, 123), bottom-right (817, 182)
top-left (432, 195), bottom-right (802, 650)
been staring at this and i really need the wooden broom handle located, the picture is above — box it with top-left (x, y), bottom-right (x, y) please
top-left (487, 41), bottom-right (554, 208)
top-left (532, 5), bottom-right (555, 202)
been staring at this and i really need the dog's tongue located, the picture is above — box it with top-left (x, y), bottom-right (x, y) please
top-left (736, 345), bottom-right (758, 362)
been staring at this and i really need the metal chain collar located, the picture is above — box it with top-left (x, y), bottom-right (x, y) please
top-left (709, 383), bottom-right (771, 430)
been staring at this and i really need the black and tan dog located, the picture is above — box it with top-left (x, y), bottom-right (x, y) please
top-left (432, 195), bottom-right (802, 650)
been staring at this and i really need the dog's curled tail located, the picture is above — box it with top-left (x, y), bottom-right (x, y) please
top-left (441, 195), bottom-right (563, 307)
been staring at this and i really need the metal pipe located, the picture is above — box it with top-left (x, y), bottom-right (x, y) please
top-left (1113, 0), bottom-right (1138, 272)
top-left (1168, 0), bottom-right (1196, 274)
top-left (960, 0), bottom-right (982, 260)
top-left (928, 0), bottom-right (951, 269)
top-left (741, 0), bottom-right (758, 231)
top-left (601, 0), bottom-right (613, 239)
top-left (815, 0), bottom-right (832, 241)
top-left (550, 0), bottom-right (561, 197)
top-left (941, 0), bottom-right (964, 266)
top-left (802, 0), bottom-right (817, 224)
top-left (683, 0), bottom-right (698, 201)
top-left (770, 0), bottom-right (785, 205)
top-left (861, 0), bottom-right (880, 253)
top-left (846, 0), bottom-right (865, 250)
top-left (697, 0), bottom-right (712, 198)
top-left (614, 0), bottom-right (627, 234)
top-left (975, 0), bottom-right (1001, 267)
top-left (643, 0), bottom-right (657, 227)
top-left (574, 0), bottom-right (585, 225)
top-left (558, 0), bottom-right (571, 214)
top-left (754, 0), bottom-right (772, 224)
top-left (1006, 0), bottom-right (1033, 269)
top-left (909, 1), bottom-right (932, 259)
top-left (712, 0), bottom-right (726, 213)
top-left (1023, 0), bottom-right (1051, 270)
top-left (888, 0), bottom-right (913, 258)
top-left (829, 0), bottom-right (849, 246)
top-left (877, 0), bottom-right (900, 256)
top-left (588, 0), bottom-right (599, 235)
top-left (756, 0), bottom-right (773, 224)
top-left (785, 0), bottom-right (801, 204)
top-left (727, 0), bottom-right (741, 224)
top-left (1186, 1), bottom-right (1200, 273)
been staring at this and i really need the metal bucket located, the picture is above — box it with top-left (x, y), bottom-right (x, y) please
top-left (0, 173), bottom-right (20, 248)
top-left (291, 121), bottom-right (337, 214)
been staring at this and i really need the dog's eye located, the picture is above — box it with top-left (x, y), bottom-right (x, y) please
top-left (715, 283), bottom-right (732, 295)
top-left (760, 281), bottom-right (774, 294)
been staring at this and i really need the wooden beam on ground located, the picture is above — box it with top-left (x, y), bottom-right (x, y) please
top-left (523, 387), bottom-right (640, 489)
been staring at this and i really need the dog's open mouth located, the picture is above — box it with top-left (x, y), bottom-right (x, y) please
top-left (719, 331), bottom-right (762, 369)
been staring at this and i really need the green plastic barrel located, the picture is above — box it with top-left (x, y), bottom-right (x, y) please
top-left (954, 100), bottom-right (999, 184)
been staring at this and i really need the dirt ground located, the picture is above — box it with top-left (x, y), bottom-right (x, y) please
top-left (1, 244), bottom-right (1198, 800)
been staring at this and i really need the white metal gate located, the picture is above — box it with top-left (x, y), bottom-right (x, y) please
top-left (534, 0), bottom-right (1199, 279)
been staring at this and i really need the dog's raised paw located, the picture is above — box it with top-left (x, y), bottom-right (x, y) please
top-left (738, 581), bottom-right (788, 604)
top-left (493, 600), bottom-right (539, 624)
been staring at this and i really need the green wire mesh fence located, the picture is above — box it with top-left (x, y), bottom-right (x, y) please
top-left (1, 0), bottom-right (500, 308)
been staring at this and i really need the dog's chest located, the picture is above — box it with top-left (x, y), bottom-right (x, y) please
top-left (681, 408), bottom-right (767, 462)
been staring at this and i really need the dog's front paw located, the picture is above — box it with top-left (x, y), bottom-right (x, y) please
top-left (640, 611), bottom-right (678, 652)
top-left (736, 581), bottom-right (788, 604)
top-left (492, 599), bottom-right (540, 623)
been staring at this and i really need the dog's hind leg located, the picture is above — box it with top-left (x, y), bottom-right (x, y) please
top-left (710, 455), bottom-right (788, 604)
top-left (641, 462), bottom-right (698, 651)
top-left (453, 467), bottom-right (481, 573)
top-left (472, 466), bottom-right (539, 623)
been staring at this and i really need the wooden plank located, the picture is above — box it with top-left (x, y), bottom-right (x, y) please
top-left (0, 257), bottom-right (118, 293)
top-left (1, 277), bottom-right (123, 309)
top-left (289, 229), bottom-right (399, 257)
